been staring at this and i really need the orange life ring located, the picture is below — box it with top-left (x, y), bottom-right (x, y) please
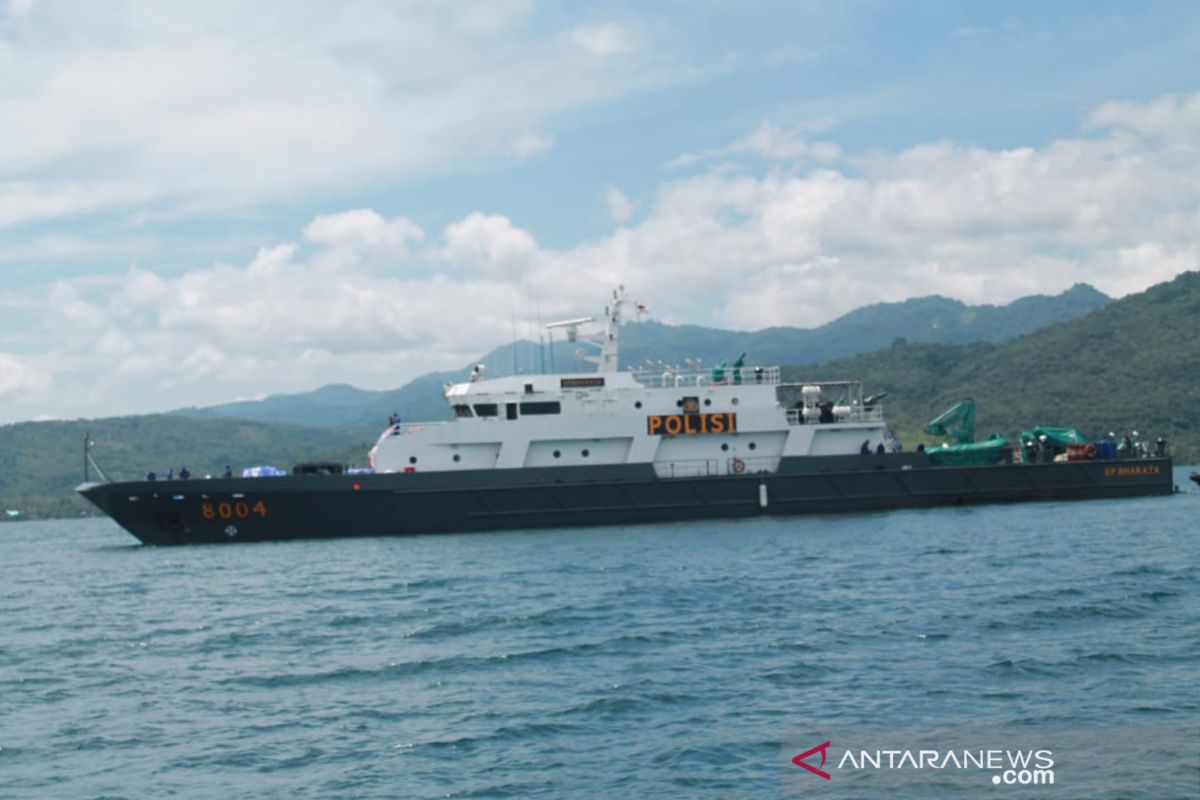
top-left (731, 457), bottom-right (746, 474)
top-left (1084, 443), bottom-right (1098, 459)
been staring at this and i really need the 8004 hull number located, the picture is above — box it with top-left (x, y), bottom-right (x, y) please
top-left (201, 500), bottom-right (267, 520)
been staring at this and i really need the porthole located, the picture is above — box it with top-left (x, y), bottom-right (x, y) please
top-left (703, 398), bottom-right (712, 406)
top-left (409, 456), bottom-right (418, 464)
top-left (721, 443), bottom-right (729, 452)
top-left (582, 449), bottom-right (590, 458)
top-left (675, 399), bottom-right (682, 407)
top-left (748, 442), bottom-right (757, 451)
top-left (553, 450), bottom-right (561, 458)
top-left (452, 454), bottom-right (461, 463)
top-left (635, 401), bottom-right (642, 409)
top-left (731, 397), bottom-right (739, 406)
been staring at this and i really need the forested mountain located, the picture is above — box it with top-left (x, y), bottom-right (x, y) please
top-left (785, 271), bottom-right (1199, 457)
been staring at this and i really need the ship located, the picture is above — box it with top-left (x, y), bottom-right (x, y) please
top-left (77, 288), bottom-right (1175, 545)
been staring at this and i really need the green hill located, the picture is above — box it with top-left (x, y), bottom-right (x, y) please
top-left (784, 271), bottom-right (1200, 459)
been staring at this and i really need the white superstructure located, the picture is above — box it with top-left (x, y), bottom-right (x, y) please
top-left (368, 288), bottom-right (894, 477)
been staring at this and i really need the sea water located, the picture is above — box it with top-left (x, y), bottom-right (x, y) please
top-left (2, 468), bottom-right (1198, 798)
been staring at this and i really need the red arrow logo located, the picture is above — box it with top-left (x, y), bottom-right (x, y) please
top-left (792, 740), bottom-right (832, 780)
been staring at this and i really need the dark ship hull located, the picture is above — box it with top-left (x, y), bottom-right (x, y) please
top-left (78, 453), bottom-right (1175, 546)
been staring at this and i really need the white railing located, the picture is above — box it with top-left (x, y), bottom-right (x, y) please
top-left (785, 406), bottom-right (885, 426)
top-left (632, 365), bottom-right (781, 389)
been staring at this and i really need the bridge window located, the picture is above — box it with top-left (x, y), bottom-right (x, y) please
top-left (473, 403), bottom-right (498, 417)
top-left (519, 401), bottom-right (561, 415)
top-left (453, 404), bottom-right (473, 418)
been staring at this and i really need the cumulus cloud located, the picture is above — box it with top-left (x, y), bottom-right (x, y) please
top-left (303, 209), bottom-right (424, 258)
top-left (442, 212), bottom-right (540, 274)
top-left (1086, 92), bottom-right (1200, 142)
top-left (6, 91), bottom-right (1200, 421)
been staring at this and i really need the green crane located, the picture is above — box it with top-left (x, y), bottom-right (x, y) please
top-left (927, 399), bottom-right (976, 445)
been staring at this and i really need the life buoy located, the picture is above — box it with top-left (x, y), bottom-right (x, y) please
top-left (1084, 443), bottom-right (1098, 459)
top-left (731, 457), bottom-right (746, 474)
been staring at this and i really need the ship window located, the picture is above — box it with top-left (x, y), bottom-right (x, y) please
top-left (473, 403), bottom-right (498, 417)
top-left (749, 442), bottom-right (757, 450)
top-left (581, 449), bottom-right (590, 457)
top-left (519, 401), bottom-right (561, 415)
top-left (453, 454), bottom-right (461, 463)
top-left (635, 401), bottom-right (642, 409)
top-left (506, 403), bottom-right (518, 420)
top-left (409, 456), bottom-right (417, 464)
top-left (731, 397), bottom-right (739, 406)
top-left (454, 404), bottom-right (473, 418)
top-left (553, 450), bottom-right (561, 458)
top-left (524, 383), bottom-right (534, 394)
top-left (721, 443), bottom-right (729, 452)
top-left (704, 398), bottom-right (712, 407)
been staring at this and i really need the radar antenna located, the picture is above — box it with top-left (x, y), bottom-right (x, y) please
top-left (544, 286), bottom-right (635, 374)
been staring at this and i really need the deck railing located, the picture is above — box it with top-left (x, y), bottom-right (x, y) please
top-left (784, 406), bottom-right (885, 426)
top-left (633, 366), bottom-right (781, 389)
top-left (653, 455), bottom-right (781, 478)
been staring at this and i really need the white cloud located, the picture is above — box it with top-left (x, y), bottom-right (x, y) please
top-left (0, 181), bottom-right (153, 228)
top-left (0, 3), bottom-right (664, 224)
top-left (731, 123), bottom-right (842, 162)
top-left (668, 122), bottom-right (842, 169)
top-left (5, 91), bottom-right (1200, 421)
top-left (441, 212), bottom-right (539, 274)
top-left (569, 23), bottom-right (633, 57)
top-left (1086, 92), bottom-right (1200, 142)
top-left (304, 209), bottom-right (424, 254)
top-left (506, 132), bottom-right (555, 159)
top-left (605, 185), bottom-right (633, 222)
top-left (0, 352), bottom-right (50, 396)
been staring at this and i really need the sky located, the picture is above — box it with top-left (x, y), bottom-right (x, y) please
top-left (1, 0), bottom-right (1198, 423)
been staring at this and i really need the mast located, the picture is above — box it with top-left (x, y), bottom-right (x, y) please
top-left (544, 285), bottom-right (632, 375)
